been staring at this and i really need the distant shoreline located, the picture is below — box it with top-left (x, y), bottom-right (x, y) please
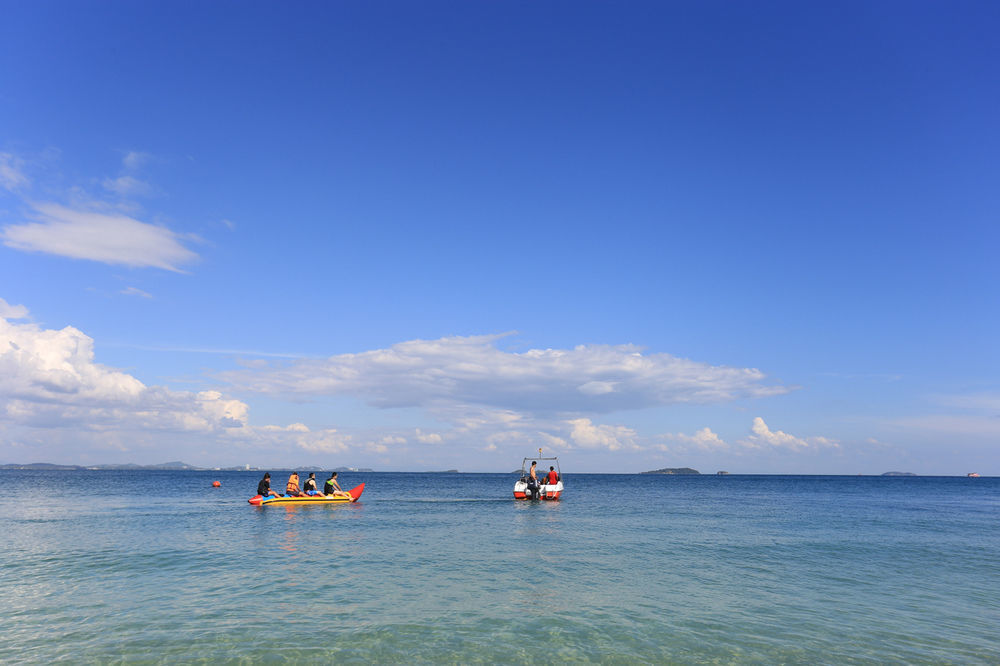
top-left (0, 463), bottom-right (988, 476)
top-left (0, 462), bottom-right (373, 473)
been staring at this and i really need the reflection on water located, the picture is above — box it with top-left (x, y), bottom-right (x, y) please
top-left (248, 501), bottom-right (368, 556)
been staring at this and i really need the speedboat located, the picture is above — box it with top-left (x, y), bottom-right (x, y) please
top-left (513, 455), bottom-right (563, 500)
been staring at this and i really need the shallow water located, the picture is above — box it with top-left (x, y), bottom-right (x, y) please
top-left (1, 471), bottom-right (997, 664)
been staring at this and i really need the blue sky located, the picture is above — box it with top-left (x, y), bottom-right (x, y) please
top-left (1, 1), bottom-right (997, 473)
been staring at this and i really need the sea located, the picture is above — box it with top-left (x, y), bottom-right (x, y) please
top-left (1, 471), bottom-right (997, 665)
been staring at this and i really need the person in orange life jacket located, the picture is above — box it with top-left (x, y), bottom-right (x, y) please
top-left (257, 472), bottom-right (279, 497)
top-left (285, 472), bottom-right (303, 496)
top-left (546, 466), bottom-right (559, 485)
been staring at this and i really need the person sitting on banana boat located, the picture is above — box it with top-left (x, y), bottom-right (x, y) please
top-left (324, 471), bottom-right (350, 498)
top-left (257, 472), bottom-right (279, 498)
top-left (285, 472), bottom-right (304, 497)
top-left (302, 472), bottom-right (323, 496)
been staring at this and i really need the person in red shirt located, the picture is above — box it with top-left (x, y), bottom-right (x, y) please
top-left (546, 466), bottom-right (559, 485)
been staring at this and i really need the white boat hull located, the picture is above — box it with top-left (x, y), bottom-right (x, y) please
top-left (513, 480), bottom-right (563, 500)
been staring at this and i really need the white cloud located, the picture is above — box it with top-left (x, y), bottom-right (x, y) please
top-left (416, 429), bottom-right (443, 444)
top-left (578, 380), bottom-right (618, 395)
top-left (120, 286), bottom-right (153, 299)
top-left (0, 297), bottom-right (29, 320)
top-left (0, 311), bottom-right (247, 433)
top-left (222, 334), bottom-right (790, 419)
top-left (295, 429), bottom-right (350, 453)
top-left (538, 431), bottom-right (568, 448)
top-left (103, 175), bottom-right (153, 197)
top-left (0, 153), bottom-right (30, 191)
top-left (0, 306), bottom-right (408, 461)
top-left (742, 417), bottom-right (838, 450)
top-left (214, 335), bottom-right (794, 457)
top-left (260, 422), bottom-right (310, 433)
top-left (659, 426), bottom-right (729, 451)
top-left (744, 417), bottom-right (808, 449)
top-left (250, 422), bottom-right (350, 453)
top-left (2, 202), bottom-right (198, 271)
top-left (567, 418), bottom-right (637, 451)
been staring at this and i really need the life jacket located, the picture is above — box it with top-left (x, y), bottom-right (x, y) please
top-left (286, 474), bottom-right (300, 494)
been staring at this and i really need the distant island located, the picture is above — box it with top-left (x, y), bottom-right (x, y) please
top-left (641, 467), bottom-right (700, 475)
top-left (881, 471), bottom-right (918, 477)
top-left (0, 461), bottom-right (374, 472)
top-left (0, 461), bottom-right (204, 471)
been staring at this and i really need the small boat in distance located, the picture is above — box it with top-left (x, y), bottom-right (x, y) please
top-left (248, 483), bottom-right (365, 505)
top-left (513, 452), bottom-right (563, 500)
top-left (967, 473), bottom-right (980, 478)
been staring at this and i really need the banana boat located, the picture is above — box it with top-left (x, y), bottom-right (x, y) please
top-left (248, 483), bottom-right (365, 505)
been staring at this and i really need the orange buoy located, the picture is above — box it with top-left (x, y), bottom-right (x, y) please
top-left (212, 480), bottom-right (221, 487)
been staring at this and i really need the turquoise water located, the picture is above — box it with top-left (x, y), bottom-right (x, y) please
top-left (1, 471), bottom-right (997, 664)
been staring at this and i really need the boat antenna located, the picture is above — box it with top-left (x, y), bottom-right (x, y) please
top-left (539, 447), bottom-right (543, 457)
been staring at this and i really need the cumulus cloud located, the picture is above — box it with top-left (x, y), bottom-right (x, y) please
top-left (2, 202), bottom-right (198, 271)
top-left (0, 297), bottom-right (29, 320)
top-left (251, 422), bottom-right (351, 453)
top-left (567, 418), bottom-right (637, 451)
top-left (742, 417), bottom-right (838, 450)
top-left (0, 311), bottom-right (247, 433)
top-left (416, 429), bottom-right (443, 444)
top-left (658, 427), bottom-right (729, 451)
top-left (222, 334), bottom-right (790, 419)
top-left (0, 305), bottom-right (397, 460)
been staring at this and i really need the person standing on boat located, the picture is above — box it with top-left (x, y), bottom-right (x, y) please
top-left (302, 472), bottom-right (322, 496)
top-left (324, 471), bottom-right (349, 498)
top-left (546, 466), bottom-right (558, 485)
top-left (285, 472), bottom-right (303, 496)
top-left (527, 461), bottom-right (541, 499)
top-left (257, 472), bottom-right (279, 498)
